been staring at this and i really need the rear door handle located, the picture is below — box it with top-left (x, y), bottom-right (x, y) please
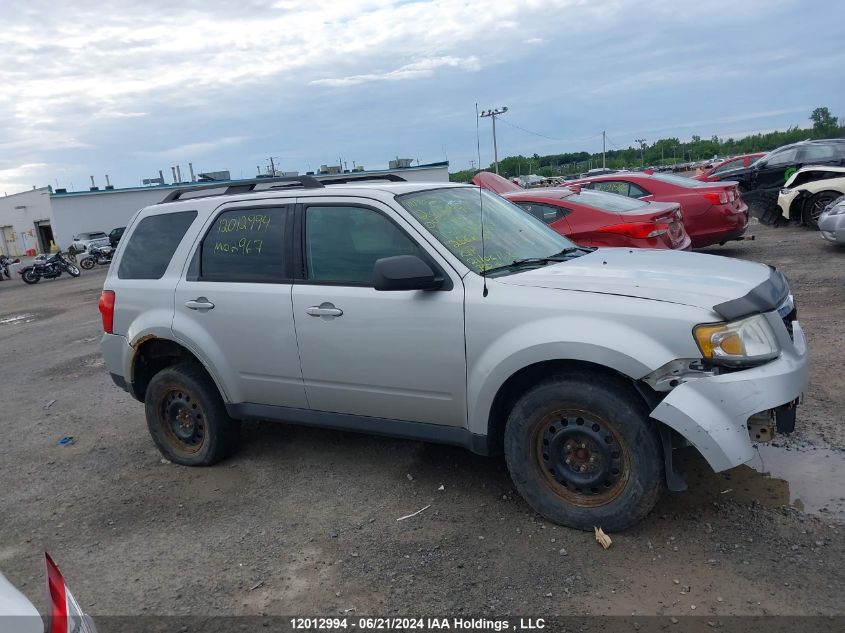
top-left (185, 298), bottom-right (215, 311)
top-left (306, 304), bottom-right (343, 317)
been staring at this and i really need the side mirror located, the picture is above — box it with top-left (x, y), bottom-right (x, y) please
top-left (373, 255), bottom-right (441, 291)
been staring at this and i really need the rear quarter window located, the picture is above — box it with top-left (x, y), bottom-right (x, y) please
top-left (118, 210), bottom-right (197, 280)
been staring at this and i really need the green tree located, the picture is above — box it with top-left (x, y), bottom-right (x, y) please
top-left (810, 107), bottom-right (839, 137)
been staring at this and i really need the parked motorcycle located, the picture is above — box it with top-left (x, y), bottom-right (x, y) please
top-left (0, 254), bottom-right (20, 281)
top-left (18, 251), bottom-right (81, 284)
top-left (79, 244), bottom-right (113, 270)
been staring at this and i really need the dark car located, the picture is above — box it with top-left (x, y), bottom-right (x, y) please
top-left (712, 139), bottom-right (845, 224)
top-left (109, 226), bottom-right (126, 248)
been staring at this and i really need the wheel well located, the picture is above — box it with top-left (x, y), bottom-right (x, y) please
top-left (804, 190), bottom-right (841, 211)
top-left (131, 338), bottom-right (206, 402)
top-left (485, 359), bottom-right (659, 455)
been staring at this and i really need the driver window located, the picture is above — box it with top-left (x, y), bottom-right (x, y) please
top-left (305, 206), bottom-right (424, 285)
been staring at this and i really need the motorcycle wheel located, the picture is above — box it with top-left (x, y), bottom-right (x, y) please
top-left (22, 269), bottom-right (40, 284)
top-left (80, 257), bottom-right (95, 270)
top-left (67, 265), bottom-right (81, 277)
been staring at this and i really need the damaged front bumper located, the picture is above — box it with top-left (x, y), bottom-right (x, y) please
top-left (650, 319), bottom-right (808, 472)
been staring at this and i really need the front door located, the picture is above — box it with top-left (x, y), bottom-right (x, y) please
top-left (172, 204), bottom-right (307, 408)
top-left (291, 200), bottom-right (466, 427)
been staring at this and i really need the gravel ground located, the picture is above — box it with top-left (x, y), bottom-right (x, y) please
top-left (0, 223), bottom-right (843, 620)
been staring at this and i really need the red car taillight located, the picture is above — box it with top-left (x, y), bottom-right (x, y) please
top-left (703, 191), bottom-right (729, 205)
top-left (98, 290), bottom-right (115, 334)
top-left (598, 222), bottom-right (669, 239)
top-left (45, 553), bottom-right (96, 633)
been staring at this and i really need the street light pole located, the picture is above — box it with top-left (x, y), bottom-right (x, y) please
top-left (635, 138), bottom-right (646, 167)
top-left (479, 107), bottom-right (508, 175)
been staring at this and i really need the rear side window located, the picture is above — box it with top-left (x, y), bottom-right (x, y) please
top-left (200, 207), bottom-right (288, 283)
top-left (515, 202), bottom-right (566, 224)
top-left (118, 211), bottom-right (197, 280)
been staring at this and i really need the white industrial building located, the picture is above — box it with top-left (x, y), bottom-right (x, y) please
top-left (0, 187), bottom-right (55, 256)
top-left (0, 161), bottom-right (450, 256)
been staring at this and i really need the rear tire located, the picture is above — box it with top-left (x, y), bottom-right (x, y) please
top-left (145, 363), bottom-right (241, 466)
top-left (803, 191), bottom-right (840, 229)
top-left (21, 269), bottom-right (39, 284)
top-left (504, 372), bottom-right (664, 531)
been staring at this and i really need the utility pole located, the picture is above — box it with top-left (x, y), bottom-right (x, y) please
top-left (635, 138), bottom-right (647, 167)
top-left (479, 106), bottom-right (508, 174)
top-left (602, 131), bottom-right (606, 169)
top-left (269, 157), bottom-right (276, 176)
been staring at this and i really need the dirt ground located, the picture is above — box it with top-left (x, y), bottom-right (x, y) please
top-left (1, 224), bottom-right (844, 622)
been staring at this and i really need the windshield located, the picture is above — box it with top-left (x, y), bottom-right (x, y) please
top-left (397, 187), bottom-right (576, 274)
top-left (566, 189), bottom-right (648, 212)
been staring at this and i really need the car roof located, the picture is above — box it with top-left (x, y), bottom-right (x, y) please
top-left (152, 181), bottom-right (474, 210)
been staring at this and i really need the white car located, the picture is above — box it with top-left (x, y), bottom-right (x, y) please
top-left (778, 165), bottom-right (845, 228)
top-left (99, 176), bottom-right (808, 531)
top-left (1, 553), bottom-right (96, 632)
top-left (71, 232), bottom-right (110, 253)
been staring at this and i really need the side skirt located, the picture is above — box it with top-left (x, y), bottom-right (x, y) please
top-left (225, 403), bottom-right (490, 455)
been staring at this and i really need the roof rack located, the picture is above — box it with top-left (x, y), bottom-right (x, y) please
top-left (159, 175), bottom-right (325, 203)
top-left (319, 174), bottom-right (406, 185)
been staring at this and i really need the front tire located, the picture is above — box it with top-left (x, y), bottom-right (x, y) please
top-left (67, 264), bottom-right (81, 277)
top-left (145, 363), bottom-right (241, 466)
top-left (21, 269), bottom-right (39, 284)
top-left (79, 257), bottom-right (95, 270)
top-left (504, 372), bottom-right (664, 531)
top-left (803, 191), bottom-right (840, 229)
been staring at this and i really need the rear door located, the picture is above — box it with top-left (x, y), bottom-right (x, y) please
top-left (172, 203), bottom-right (307, 408)
top-left (290, 197), bottom-right (466, 426)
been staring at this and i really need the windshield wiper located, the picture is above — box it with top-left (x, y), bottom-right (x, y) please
top-left (482, 247), bottom-right (585, 276)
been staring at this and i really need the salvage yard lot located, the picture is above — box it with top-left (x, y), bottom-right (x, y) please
top-left (1, 223), bottom-right (844, 617)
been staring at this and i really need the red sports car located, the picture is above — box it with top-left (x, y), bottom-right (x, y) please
top-left (693, 153), bottom-right (766, 182)
top-left (473, 172), bottom-right (691, 250)
top-left (562, 172), bottom-right (747, 248)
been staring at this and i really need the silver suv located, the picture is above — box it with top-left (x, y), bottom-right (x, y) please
top-left (99, 176), bottom-right (808, 531)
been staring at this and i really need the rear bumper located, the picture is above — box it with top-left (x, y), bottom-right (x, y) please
top-left (101, 332), bottom-right (132, 392)
top-left (650, 319), bottom-right (808, 472)
top-left (690, 204), bottom-right (748, 248)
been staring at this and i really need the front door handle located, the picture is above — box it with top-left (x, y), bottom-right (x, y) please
top-left (185, 298), bottom-right (215, 311)
top-left (306, 303), bottom-right (343, 318)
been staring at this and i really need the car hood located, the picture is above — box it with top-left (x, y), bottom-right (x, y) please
top-left (495, 248), bottom-right (781, 317)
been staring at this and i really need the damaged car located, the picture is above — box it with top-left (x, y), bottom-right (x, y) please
top-left (100, 176), bottom-right (809, 531)
top-left (778, 165), bottom-right (845, 228)
top-left (712, 139), bottom-right (845, 225)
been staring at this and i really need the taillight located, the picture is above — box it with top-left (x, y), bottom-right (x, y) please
top-left (98, 290), bottom-right (115, 334)
top-left (45, 553), bottom-right (95, 633)
top-left (598, 222), bottom-right (669, 239)
top-left (703, 191), bottom-right (729, 205)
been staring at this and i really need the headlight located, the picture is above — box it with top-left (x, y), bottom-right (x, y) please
top-left (693, 314), bottom-right (780, 365)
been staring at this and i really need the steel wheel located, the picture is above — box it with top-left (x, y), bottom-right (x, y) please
top-left (159, 388), bottom-right (207, 454)
top-left (533, 409), bottom-right (629, 507)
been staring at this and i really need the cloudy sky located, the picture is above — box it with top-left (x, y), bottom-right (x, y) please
top-left (1, 0), bottom-right (843, 193)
